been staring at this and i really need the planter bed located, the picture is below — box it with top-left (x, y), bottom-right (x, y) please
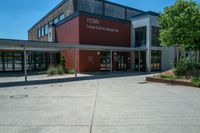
top-left (146, 76), bottom-right (194, 87)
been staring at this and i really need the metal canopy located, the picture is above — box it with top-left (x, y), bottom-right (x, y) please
top-left (0, 38), bottom-right (147, 82)
top-left (0, 39), bottom-right (147, 52)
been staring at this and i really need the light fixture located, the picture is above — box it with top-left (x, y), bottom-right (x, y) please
top-left (97, 51), bottom-right (101, 55)
top-left (114, 52), bottom-right (117, 56)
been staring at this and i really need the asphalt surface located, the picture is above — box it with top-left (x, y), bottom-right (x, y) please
top-left (0, 73), bottom-right (200, 133)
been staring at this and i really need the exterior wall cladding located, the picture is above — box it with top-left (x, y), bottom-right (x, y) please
top-left (56, 15), bottom-right (131, 72)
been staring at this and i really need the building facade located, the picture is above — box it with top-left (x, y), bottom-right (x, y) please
top-left (0, 0), bottom-right (175, 73)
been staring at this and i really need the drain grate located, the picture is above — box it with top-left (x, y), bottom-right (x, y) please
top-left (138, 82), bottom-right (149, 84)
top-left (24, 86), bottom-right (38, 90)
top-left (10, 94), bottom-right (28, 99)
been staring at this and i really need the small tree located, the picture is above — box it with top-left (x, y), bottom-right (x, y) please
top-left (159, 0), bottom-right (200, 51)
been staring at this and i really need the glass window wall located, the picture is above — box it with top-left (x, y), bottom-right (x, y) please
top-left (152, 26), bottom-right (161, 46)
top-left (13, 53), bottom-right (23, 71)
top-left (126, 9), bottom-right (141, 19)
top-left (78, 0), bottom-right (103, 15)
top-left (151, 50), bottom-right (161, 71)
top-left (135, 26), bottom-right (147, 47)
top-left (105, 3), bottom-right (125, 19)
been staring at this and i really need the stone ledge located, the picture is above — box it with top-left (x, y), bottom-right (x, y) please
top-left (146, 76), bottom-right (194, 87)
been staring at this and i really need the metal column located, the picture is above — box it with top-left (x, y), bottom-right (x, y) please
top-left (50, 52), bottom-right (53, 67)
top-left (24, 46), bottom-right (27, 82)
top-left (74, 48), bottom-right (77, 77)
top-left (138, 51), bottom-right (141, 72)
top-left (110, 50), bottom-right (113, 72)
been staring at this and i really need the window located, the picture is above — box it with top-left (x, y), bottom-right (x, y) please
top-left (152, 26), bottom-right (161, 46)
top-left (105, 3), bottom-right (125, 19)
top-left (13, 52), bottom-right (22, 71)
top-left (126, 9), bottom-right (141, 19)
top-left (53, 17), bottom-right (59, 24)
top-left (4, 52), bottom-right (13, 71)
top-left (37, 29), bottom-right (41, 38)
top-left (135, 27), bottom-right (147, 47)
top-left (49, 21), bottom-right (53, 26)
top-left (59, 13), bottom-right (65, 21)
top-left (41, 27), bottom-right (44, 37)
top-left (44, 24), bottom-right (48, 35)
top-left (78, 0), bottom-right (103, 15)
top-left (151, 50), bottom-right (161, 71)
top-left (65, 0), bottom-right (74, 16)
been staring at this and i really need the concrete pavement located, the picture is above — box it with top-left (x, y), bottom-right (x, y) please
top-left (0, 73), bottom-right (200, 133)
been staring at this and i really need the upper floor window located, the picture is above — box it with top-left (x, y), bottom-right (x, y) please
top-left (59, 13), bottom-right (65, 21)
top-left (41, 27), bottom-right (45, 36)
top-left (66, 0), bottom-right (74, 16)
top-left (49, 21), bottom-right (53, 26)
top-left (105, 4), bottom-right (125, 19)
top-left (135, 27), bottom-right (147, 47)
top-left (37, 29), bottom-right (41, 38)
top-left (78, 0), bottom-right (103, 15)
top-left (44, 24), bottom-right (48, 35)
top-left (53, 17), bottom-right (59, 24)
top-left (126, 9), bottom-right (141, 19)
top-left (151, 26), bottom-right (161, 46)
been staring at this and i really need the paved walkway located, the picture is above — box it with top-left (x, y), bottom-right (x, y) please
top-left (0, 73), bottom-right (200, 133)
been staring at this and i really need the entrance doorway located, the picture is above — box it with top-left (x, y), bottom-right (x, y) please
top-left (100, 52), bottom-right (111, 71)
top-left (100, 51), bottom-right (130, 71)
top-left (114, 52), bottom-right (128, 71)
top-left (134, 51), bottom-right (146, 72)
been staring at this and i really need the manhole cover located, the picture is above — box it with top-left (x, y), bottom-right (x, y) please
top-left (138, 82), bottom-right (149, 84)
top-left (10, 94), bottom-right (28, 99)
top-left (50, 84), bottom-right (63, 87)
top-left (24, 86), bottom-right (38, 90)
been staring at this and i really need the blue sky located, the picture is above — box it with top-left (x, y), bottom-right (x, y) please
top-left (0, 0), bottom-right (199, 40)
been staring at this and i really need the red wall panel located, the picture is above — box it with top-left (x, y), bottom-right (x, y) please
top-left (79, 15), bottom-right (131, 47)
top-left (55, 15), bottom-right (131, 72)
top-left (56, 17), bottom-right (80, 71)
top-left (79, 50), bottom-right (101, 72)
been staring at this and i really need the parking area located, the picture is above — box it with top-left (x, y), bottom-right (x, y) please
top-left (0, 72), bottom-right (200, 133)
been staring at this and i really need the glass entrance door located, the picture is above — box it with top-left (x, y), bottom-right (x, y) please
top-left (115, 53), bottom-right (127, 71)
top-left (100, 52), bottom-right (111, 71)
top-left (134, 51), bottom-right (146, 72)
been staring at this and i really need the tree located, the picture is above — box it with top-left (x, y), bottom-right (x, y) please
top-left (158, 0), bottom-right (200, 51)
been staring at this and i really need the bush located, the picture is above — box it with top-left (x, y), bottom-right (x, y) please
top-left (56, 65), bottom-right (65, 75)
top-left (160, 74), bottom-right (174, 79)
top-left (67, 69), bottom-right (75, 74)
top-left (173, 58), bottom-right (200, 76)
top-left (47, 67), bottom-right (57, 76)
top-left (47, 65), bottom-right (65, 76)
top-left (192, 77), bottom-right (200, 87)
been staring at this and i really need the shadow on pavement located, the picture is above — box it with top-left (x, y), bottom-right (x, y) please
top-left (0, 72), bottom-right (153, 88)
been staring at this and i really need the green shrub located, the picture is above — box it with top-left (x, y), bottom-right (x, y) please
top-left (173, 58), bottom-right (200, 76)
top-left (67, 69), bottom-right (75, 74)
top-left (56, 65), bottom-right (65, 75)
top-left (47, 67), bottom-right (57, 75)
top-left (47, 65), bottom-right (65, 75)
top-left (160, 74), bottom-right (174, 79)
top-left (192, 77), bottom-right (200, 87)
